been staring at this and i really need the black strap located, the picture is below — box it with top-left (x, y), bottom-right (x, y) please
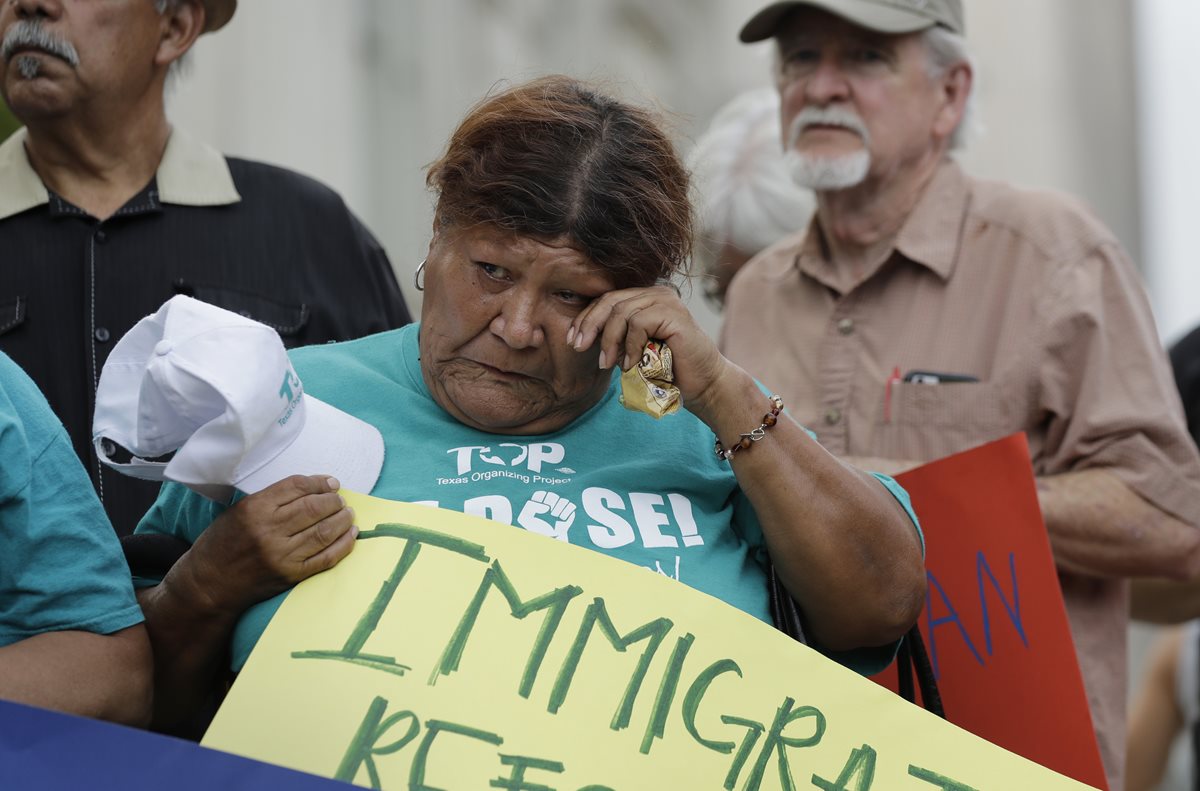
top-left (895, 637), bottom-right (915, 703)
top-left (121, 533), bottom-right (192, 579)
top-left (897, 624), bottom-right (940, 720)
top-left (1192, 722), bottom-right (1200, 791)
top-left (769, 563), bottom-right (944, 718)
top-left (767, 563), bottom-right (807, 644)
top-left (1194, 625), bottom-right (1200, 791)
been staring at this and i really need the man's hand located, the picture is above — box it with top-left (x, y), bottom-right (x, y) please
top-left (173, 474), bottom-right (358, 616)
top-left (1039, 469), bottom-right (1200, 580)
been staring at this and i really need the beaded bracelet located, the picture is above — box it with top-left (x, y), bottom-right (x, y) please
top-left (714, 394), bottom-right (785, 461)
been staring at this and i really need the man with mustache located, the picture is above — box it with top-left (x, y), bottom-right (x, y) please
top-left (720, 2), bottom-right (1200, 788)
top-left (0, 0), bottom-right (411, 537)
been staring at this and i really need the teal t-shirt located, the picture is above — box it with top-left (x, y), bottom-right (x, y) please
top-left (137, 324), bottom-right (920, 674)
top-left (0, 352), bottom-right (143, 645)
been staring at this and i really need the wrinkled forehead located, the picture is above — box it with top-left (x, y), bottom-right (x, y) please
top-left (446, 224), bottom-right (614, 282)
top-left (445, 223), bottom-right (574, 259)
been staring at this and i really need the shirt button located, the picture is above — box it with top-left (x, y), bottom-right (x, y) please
top-left (95, 229), bottom-right (107, 243)
top-left (824, 408), bottom-right (842, 425)
top-left (94, 327), bottom-right (111, 343)
top-left (836, 318), bottom-right (855, 335)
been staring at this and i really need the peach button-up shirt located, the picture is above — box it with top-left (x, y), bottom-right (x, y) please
top-left (722, 159), bottom-right (1200, 790)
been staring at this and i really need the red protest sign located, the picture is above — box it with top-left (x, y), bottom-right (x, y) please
top-left (872, 433), bottom-right (1107, 789)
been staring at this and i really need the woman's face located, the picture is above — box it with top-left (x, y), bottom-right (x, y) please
top-left (419, 224), bottom-right (618, 434)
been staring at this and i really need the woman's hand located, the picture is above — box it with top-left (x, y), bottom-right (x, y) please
top-left (172, 474), bottom-right (358, 616)
top-left (566, 285), bottom-right (733, 419)
top-left (570, 288), bottom-right (924, 652)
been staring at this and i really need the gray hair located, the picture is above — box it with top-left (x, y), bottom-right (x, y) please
top-left (769, 25), bottom-right (980, 151)
top-left (688, 88), bottom-right (815, 288)
top-left (154, 0), bottom-right (192, 85)
top-left (922, 26), bottom-right (978, 151)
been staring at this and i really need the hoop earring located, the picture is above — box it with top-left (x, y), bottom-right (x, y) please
top-left (414, 260), bottom-right (426, 292)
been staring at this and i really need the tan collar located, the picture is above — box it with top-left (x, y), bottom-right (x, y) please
top-left (0, 126), bottom-right (240, 221)
top-left (795, 158), bottom-right (968, 292)
top-left (0, 129), bottom-right (47, 220)
top-left (155, 127), bottom-right (241, 207)
top-left (892, 158), bottom-right (969, 282)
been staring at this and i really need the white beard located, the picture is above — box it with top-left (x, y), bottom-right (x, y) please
top-left (784, 148), bottom-right (871, 191)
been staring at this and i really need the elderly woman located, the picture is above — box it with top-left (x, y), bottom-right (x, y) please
top-left (134, 76), bottom-right (925, 734)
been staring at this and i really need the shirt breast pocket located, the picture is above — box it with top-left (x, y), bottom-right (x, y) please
top-left (0, 296), bottom-right (27, 337)
top-left (876, 380), bottom-right (1013, 461)
top-left (174, 282), bottom-right (309, 345)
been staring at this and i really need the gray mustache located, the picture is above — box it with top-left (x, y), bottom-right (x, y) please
top-left (1, 20), bottom-right (80, 67)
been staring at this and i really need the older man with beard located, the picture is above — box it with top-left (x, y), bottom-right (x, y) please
top-left (719, 1), bottom-right (1200, 787)
top-left (0, 0), bottom-right (410, 538)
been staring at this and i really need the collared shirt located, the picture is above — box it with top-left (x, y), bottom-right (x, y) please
top-left (721, 159), bottom-right (1200, 790)
top-left (0, 127), bottom-right (411, 537)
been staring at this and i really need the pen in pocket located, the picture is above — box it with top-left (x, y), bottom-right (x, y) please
top-left (884, 365), bottom-right (901, 423)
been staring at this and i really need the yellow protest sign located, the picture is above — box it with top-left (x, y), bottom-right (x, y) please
top-left (203, 492), bottom-right (1096, 790)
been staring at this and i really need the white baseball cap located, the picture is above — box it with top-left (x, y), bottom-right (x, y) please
top-left (93, 295), bottom-right (384, 502)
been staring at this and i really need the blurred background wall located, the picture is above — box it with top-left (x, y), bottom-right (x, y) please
top-left (154, 0), bottom-right (1155, 337)
top-left (0, 1), bottom-right (1170, 338)
top-left (3, 1), bottom-right (1198, 784)
top-left (157, 3), bottom-right (1184, 784)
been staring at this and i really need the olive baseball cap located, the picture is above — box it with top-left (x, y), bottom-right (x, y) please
top-left (739, 0), bottom-right (964, 42)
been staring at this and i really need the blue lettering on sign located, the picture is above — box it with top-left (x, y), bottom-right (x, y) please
top-left (925, 572), bottom-right (983, 678)
top-left (924, 552), bottom-right (1029, 680)
top-left (977, 551), bottom-right (1028, 656)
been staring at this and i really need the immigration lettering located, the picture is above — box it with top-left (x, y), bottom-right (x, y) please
top-left (203, 493), bottom-right (1096, 790)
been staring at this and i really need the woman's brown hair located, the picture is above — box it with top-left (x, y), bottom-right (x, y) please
top-left (427, 76), bottom-right (693, 288)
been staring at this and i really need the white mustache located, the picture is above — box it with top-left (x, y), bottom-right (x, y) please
top-left (1, 20), bottom-right (80, 67)
top-left (786, 107), bottom-right (870, 149)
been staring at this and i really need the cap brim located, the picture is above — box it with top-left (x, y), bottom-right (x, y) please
top-left (93, 304), bottom-right (170, 474)
top-left (740, 0), bottom-right (938, 43)
top-left (235, 395), bottom-right (384, 496)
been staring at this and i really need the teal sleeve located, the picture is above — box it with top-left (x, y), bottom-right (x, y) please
top-left (870, 472), bottom-right (925, 555)
top-left (132, 481), bottom-right (228, 587)
top-left (0, 357), bottom-right (143, 644)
